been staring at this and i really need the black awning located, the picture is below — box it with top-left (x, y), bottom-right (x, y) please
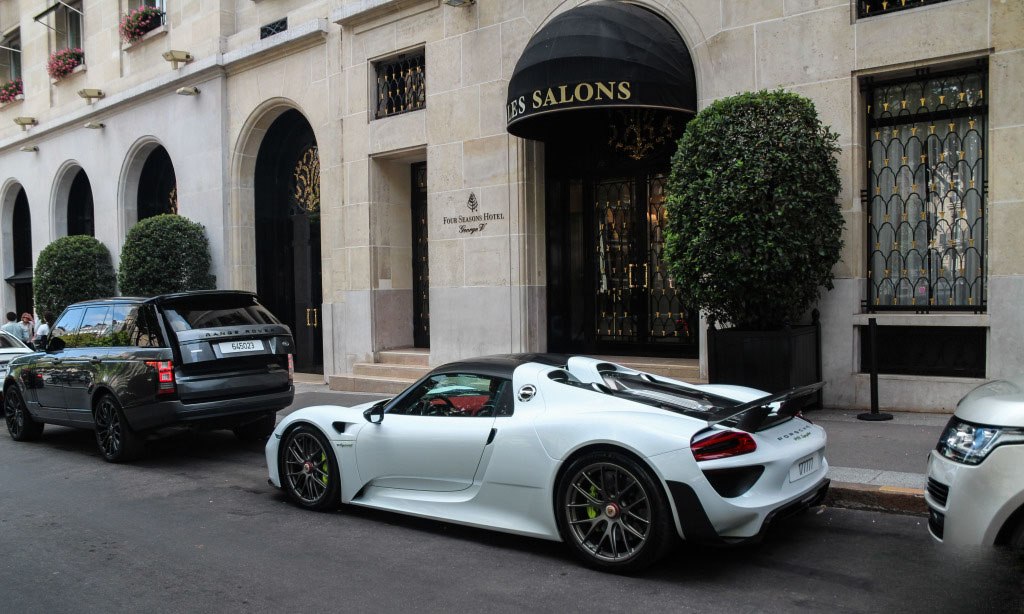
top-left (5, 267), bottom-right (32, 285)
top-left (506, 1), bottom-right (697, 140)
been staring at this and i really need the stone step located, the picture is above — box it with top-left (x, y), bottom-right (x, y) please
top-left (329, 374), bottom-right (415, 395)
top-left (352, 362), bottom-right (431, 379)
top-left (377, 348), bottom-right (430, 366)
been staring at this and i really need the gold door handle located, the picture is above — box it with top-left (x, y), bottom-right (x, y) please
top-left (306, 308), bottom-right (312, 327)
top-left (313, 308), bottom-right (319, 328)
top-left (644, 263), bottom-right (649, 288)
top-left (628, 263), bottom-right (635, 288)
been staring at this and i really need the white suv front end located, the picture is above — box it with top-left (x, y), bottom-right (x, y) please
top-left (926, 380), bottom-right (1024, 548)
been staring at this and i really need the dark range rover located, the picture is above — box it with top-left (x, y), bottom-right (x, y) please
top-left (2, 291), bottom-right (295, 461)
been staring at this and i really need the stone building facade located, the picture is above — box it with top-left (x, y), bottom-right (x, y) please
top-left (0, 0), bottom-right (1020, 410)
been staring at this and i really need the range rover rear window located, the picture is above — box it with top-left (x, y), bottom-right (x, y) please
top-left (161, 295), bottom-right (281, 332)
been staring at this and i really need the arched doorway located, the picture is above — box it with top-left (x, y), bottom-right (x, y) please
top-left (254, 109), bottom-right (323, 373)
top-left (507, 2), bottom-right (699, 357)
top-left (137, 145), bottom-right (177, 222)
top-left (6, 187), bottom-right (33, 316)
top-left (67, 169), bottom-right (95, 236)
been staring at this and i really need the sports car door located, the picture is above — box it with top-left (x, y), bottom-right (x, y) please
top-left (355, 373), bottom-right (507, 492)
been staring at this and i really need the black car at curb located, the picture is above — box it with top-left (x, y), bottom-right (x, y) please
top-left (2, 291), bottom-right (295, 461)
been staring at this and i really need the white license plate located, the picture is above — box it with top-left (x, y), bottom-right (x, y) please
top-left (219, 339), bottom-right (265, 354)
top-left (789, 454), bottom-right (817, 482)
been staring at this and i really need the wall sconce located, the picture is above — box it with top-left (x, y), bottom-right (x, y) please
top-left (20, 145), bottom-right (38, 152)
top-left (443, 0), bottom-right (475, 5)
top-left (83, 121), bottom-right (104, 129)
top-left (162, 50), bottom-right (194, 69)
top-left (77, 88), bottom-right (105, 103)
top-left (175, 86), bottom-right (200, 96)
top-left (13, 116), bottom-right (37, 130)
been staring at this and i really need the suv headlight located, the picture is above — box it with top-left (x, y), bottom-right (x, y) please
top-left (937, 418), bottom-right (1024, 465)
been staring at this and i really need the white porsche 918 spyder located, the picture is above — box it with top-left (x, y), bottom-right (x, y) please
top-left (266, 354), bottom-right (829, 571)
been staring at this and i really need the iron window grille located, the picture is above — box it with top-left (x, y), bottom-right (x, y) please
top-left (863, 64), bottom-right (987, 313)
top-left (260, 18), bottom-right (287, 40)
top-left (857, 0), bottom-right (951, 19)
top-left (374, 51), bottom-right (425, 119)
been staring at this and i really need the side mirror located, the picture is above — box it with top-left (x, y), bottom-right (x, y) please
top-left (363, 402), bottom-right (384, 424)
top-left (46, 336), bottom-right (65, 353)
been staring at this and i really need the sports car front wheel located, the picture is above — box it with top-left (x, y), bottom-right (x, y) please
top-left (279, 425), bottom-right (340, 511)
top-left (555, 451), bottom-right (676, 572)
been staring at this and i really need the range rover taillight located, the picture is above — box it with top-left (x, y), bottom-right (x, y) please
top-left (287, 354), bottom-right (294, 383)
top-left (145, 360), bottom-right (176, 395)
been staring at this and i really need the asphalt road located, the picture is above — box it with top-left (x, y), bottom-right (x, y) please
top-left (1, 393), bottom-right (1021, 613)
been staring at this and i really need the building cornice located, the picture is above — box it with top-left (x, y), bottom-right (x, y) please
top-left (0, 18), bottom-right (329, 154)
top-left (331, 0), bottom-right (437, 27)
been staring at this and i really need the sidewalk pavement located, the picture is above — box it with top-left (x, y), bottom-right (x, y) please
top-left (290, 382), bottom-right (945, 516)
top-left (811, 408), bottom-right (947, 515)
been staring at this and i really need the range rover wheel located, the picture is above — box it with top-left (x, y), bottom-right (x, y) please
top-left (555, 450), bottom-right (676, 573)
top-left (4, 386), bottom-right (44, 441)
top-left (279, 425), bottom-right (339, 511)
top-left (233, 411), bottom-right (277, 442)
top-left (93, 394), bottom-right (143, 463)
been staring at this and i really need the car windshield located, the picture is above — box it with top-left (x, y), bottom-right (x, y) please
top-left (160, 295), bottom-right (282, 331)
top-left (0, 331), bottom-right (27, 349)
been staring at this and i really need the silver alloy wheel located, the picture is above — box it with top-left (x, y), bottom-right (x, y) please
top-left (94, 398), bottom-right (121, 458)
top-left (4, 391), bottom-right (24, 435)
top-left (564, 462), bottom-right (652, 562)
top-left (284, 432), bottom-right (330, 504)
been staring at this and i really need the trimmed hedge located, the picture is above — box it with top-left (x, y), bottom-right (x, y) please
top-left (664, 90), bottom-right (844, 330)
top-left (34, 235), bottom-right (117, 316)
top-left (118, 214), bottom-right (215, 296)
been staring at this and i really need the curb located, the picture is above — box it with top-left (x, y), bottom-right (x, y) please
top-left (825, 481), bottom-right (927, 516)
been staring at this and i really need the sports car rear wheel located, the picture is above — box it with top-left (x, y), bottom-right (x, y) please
top-left (556, 451), bottom-right (675, 572)
top-left (280, 425), bottom-right (339, 511)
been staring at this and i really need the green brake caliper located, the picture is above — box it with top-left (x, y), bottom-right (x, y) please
top-left (587, 485), bottom-right (599, 519)
top-left (320, 452), bottom-right (329, 485)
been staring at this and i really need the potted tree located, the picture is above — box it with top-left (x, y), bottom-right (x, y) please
top-left (664, 90), bottom-right (844, 399)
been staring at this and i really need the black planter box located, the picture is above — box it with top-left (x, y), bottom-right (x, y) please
top-left (707, 324), bottom-right (822, 407)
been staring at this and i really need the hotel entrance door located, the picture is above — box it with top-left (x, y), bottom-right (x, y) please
top-left (546, 154), bottom-right (698, 357)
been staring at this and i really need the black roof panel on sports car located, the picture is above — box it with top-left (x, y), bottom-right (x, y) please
top-left (429, 353), bottom-right (569, 379)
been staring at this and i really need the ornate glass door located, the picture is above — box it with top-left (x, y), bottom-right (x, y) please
top-left (411, 162), bottom-right (429, 348)
top-left (549, 170), bottom-right (697, 356)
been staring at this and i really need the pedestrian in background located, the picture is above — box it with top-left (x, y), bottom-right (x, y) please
top-left (33, 312), bottom-right (54, 349)
top-left (1, 311), bottom-right (25, 342)
top-left (20, 312), bottom-right (34, 343)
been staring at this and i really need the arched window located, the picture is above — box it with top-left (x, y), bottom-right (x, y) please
top-left (68, 168), bottom-right (95, 236)
top-left (137, 145), bottom-right (177, 222)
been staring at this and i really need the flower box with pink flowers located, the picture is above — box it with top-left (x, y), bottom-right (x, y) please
top-left (0, 78), bottom-right (23, 104)
top-left (47, 48), bottom-right (85, 81)
top-left (120, 6), bottom-right (165, 45)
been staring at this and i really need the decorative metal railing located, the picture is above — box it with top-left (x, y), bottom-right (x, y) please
top-left (857, 0), bottom-right (951, 19)
top-left (260, 18), bottom-right (287, 40)
top-left (374, 51), bottom-right (425, 119)
top-left (864, 66), bottom-right (987, 312)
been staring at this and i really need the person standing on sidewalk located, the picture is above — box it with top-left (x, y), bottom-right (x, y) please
top-left (20, 312), bottom-right (34, 344)
top-left (1, 312), bottom-right (25, 342)
top-left (33, 312), bottom-right (54, 347)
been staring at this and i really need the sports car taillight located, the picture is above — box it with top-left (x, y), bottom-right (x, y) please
top-left (691, 430), bottom-right (757, 461)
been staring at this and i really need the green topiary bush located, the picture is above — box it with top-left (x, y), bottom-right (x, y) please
top-left (664, 90), bottom-right (844, 330)
top-left (118, 214), bottom-right (216, 296)
top-left (34, 235), bottom-right (117, 316)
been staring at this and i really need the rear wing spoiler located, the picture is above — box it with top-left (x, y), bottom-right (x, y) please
top-left (708, 381), bottom-right (825, 432)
